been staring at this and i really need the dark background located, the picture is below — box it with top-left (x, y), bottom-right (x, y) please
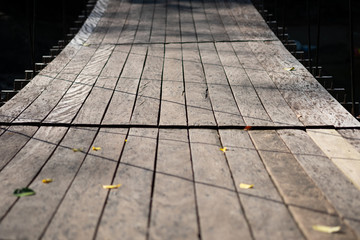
top-left (0, 0), bottom-right (87, 90)
top-left (0, 0), bottom-right (359, 113)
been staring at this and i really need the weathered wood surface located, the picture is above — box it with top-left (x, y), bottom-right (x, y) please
top-left (0, 0), bottom-right (359, 239)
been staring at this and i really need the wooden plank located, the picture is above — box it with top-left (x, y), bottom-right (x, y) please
top-left (198, 42), bottom-right (245, 126)
top-left (0, 126), bottom-right (38, 171)
top-left (102, 45), bottom-right (148, 124)
top-left (218, 129), bottom-right (305, 239)
top-left (73, 45), bottom-right (132, 124)
top-left (131, 44), bottom-right (164, 125)
top-left (338, 129), bottom-right (360, 153)
top-left (102, 0), bottom-right (131, 45)
top-left (13, 73), bottom-right (76, 123)
top-left (149, 129), bottom-right (198, 239)
top-left (166, 0), bottom-right (181, 43)
top-left (0, 0), bottom-right (109, 123)
top-left (202, 0), bottom-right (230, 42)
top-left (0, 127), bottom-right (98, 240)
top-left (248, 41), bottom-right (360, 127)
top-left (307, 129), bottom-right (360, 190)
top-left (279, 129), bottom-right (360, 237)
top-left (96, 128), bottom-right (158, 239)
top-left (41, 128), bottom-right (127, 240)
top-left (182, 43), bottom-right (216, 126)
top-left (0, 126), bottom-right (68, 220)
top-left (226, 0), bottom-right (276, 40)
top-left (249, 130), bottom-right (356, 239)
top-left (159, 44), bottom-right (187, 126)
top-left (214, 0), bottom-right (242, 41)
top-left (216, 42), bottom-right (273, 126)
top-left (150, 0), bottom-right (166, 43)
top-left (244, 68), bottom-right (302, 126)
top-left (189, 129), bottom-right (252, 240)
top-left (190, 0), bottom-right (213, 42)
top-left (236, 41), bottom-right (331, 126)
top-left (179, 0), bottom-right (197, 43)
top-left (44, 44), bottom-right (115, 124)
top-left (134, 0), bottom-right (155, 44)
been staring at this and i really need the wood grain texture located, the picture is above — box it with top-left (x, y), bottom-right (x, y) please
top-left (338, 129), bottom-right (360, 153)
top-left (218, 129), bottom-right (305, 240)
top-left (0, 126), bottom-right (68, 221)
top-left (0, 126), bottom-right (38, 171)
top-left (0, 127), bottom-right (98, 240)
top-left (279, 129), bottom-right (360, 237)
top-left (182, 43), bottom-right (216, 126)
top-left (96, 128), bottom-right (158, 239)
top-left (250, 130), bottom-right (356, 239)
top-left (191, 0), bottom-right (213, 42)
top-left (0, 128), bottom-right (97, 239)
top-left (150, 0), bottom-right (166, 43)
top-left (307, 129), bottom-right (360, 190)
top-left (248, 41), bottom-right (360, 127)
top-left (166, 0), bottom-right (181, 43)
top-left (189, 129), bottom-right (252, 240)
top-left (149, 129), bottom-right (198, 240)
top-left (74, 45), bottom-right (132, 124)
top-left (179, 0), bottom-right (197, 43)
top-left (160, 44), bottom-right (187, 126)
top-left (42, 128), bottom-right (127, 240)
top-left (216, 42), bottom-right (273, 126)
top-left (131, 44), bottom-right (163, 125)
top-left (198, 42), bottom-right (245, 126)
top-left (102, 45), bottom-right (148, 124)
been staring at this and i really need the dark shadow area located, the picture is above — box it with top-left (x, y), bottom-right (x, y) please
top-left (0, 0), bottom-right (89, 91)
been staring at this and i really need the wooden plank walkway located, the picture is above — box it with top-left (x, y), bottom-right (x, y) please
top-left (0, 0), bottom-right (359, 239)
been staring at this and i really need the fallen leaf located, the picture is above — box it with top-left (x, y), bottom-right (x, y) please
top-left (42, 178), bottom-right (53, 184)
top-left (124, 139), bottom-right (128, 142)
top-left (103, 184), bottom-right (121, 189)
top-left (13, 188), bottom-right (36, 197)
top-left (220, 147), bottom-right (227, 152)
top-left (92, 146), bottom-right (101, 151)
top-left (244, 126), bottom-right (252, 131)
top-left (284, 67), bottom-right (295, 71)
top-left (72, 148), bottom-right (83, 152)
top-left (239, 183), bottom-right (254, 189)
top-left (312, 225), bottom-right (341, 234)
top-left (83, 43), bottom-right (90, 46)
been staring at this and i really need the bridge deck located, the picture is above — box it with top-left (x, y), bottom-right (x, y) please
top-left (0, 0), bottom-right (360, 239)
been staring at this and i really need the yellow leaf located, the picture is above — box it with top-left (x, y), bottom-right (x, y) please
top-left (125, 139), bottom-right (128, 142)
top-left (72, 148), bottom-right (83, 152)
top-left (220, 147), bottom-right (227, 152)
top-left (103, 184), bottom-right (121, 189)
top-left (83, 43), bottom-right (90, 46)
top-left (284, 67), bottom-right (295, 71)
top-left (42, 178), bottom-right (53, 184)
top-left (239, 183), bottom-right (254, 189)
top-left (92, 146), bottom-right (101, 151)
top-left (312, 225), bottom-right (341, 234)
